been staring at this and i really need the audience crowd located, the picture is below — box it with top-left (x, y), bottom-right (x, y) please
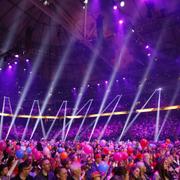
top-left (0, 138), bottom-right (179, 180)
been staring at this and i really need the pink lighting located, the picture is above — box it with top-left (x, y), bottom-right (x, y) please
top-left (105, 81), bottom-right (108, 84)
top-left (97, 83), bottom-right (100, 86)
top-left (14, 61), bottom-right (17, 64)
top-left (145, 45), bottom-right (149, 49)
top-left (147, 53), bottom-right (151, 57)
top-left (113, 5), bottom-right (118, 10)
top-left (8, 65), bottom-right (12, 69)
top-left (118, 19), bottom-right (124, 25)
top-left (14, 54), bottom-right (19, 58)
top-left (26, 59), bottom-right (29, 62)
top-left (120, 1), bottom-right (125, 7)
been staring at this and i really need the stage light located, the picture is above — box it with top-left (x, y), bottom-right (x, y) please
top-left (157, 88), bottom-right (162, 91)
top-left (8, 65), bottom-right (12, 69)
top-left (105, 81), bottom-right (108, 84)
top-left (120, 1), bottom-right (125, 7)
top-left (14, 54), bottom-right (19, 58)
top-left (123, 77), bottom-right (126, 80)
top-left (113, 5), bottom-right (118, 10)
top-left (147, 53), bottom-right (151, 56)
top-left (0, 68), bottom-right (2, 71)
top-left (43, 0), bottom-right (49, 6)
top-left (118, 19), bottom-right (124, 25)
top-left (73, 87), bottom-right (76, 90)
top-left (97, 83), bottom-right (100, 86)
top-left (26, 59), bottom-right (29, 62)
top-left (87, 84), bottom-right (90, 87)
top-left (145, 45), bottom-right (149, 49)
top-left (131, 29), bottom-right (135, 32)
top-left (14, 61), bottom-right (17, 64)
top-left (116, 80), bottom-right (119, 82)
top-left (84, 0), bottom-right (88, 4)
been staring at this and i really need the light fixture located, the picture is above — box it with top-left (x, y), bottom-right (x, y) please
top-left (113, 5), bottom-right (118, 10)
top-left (120, 1), bottom-right (125, 7)
top-left (118, 19), bottom-right (124, 25)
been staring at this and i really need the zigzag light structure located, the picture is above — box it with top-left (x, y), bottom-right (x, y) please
top-left (74, 99), bottom-right (93, 141)
top-left (21, 100), bottom-right (39, 140)
top-left (45, 101), bottom-right (67, 140)
top-left (98, 95), bottom-right (122, 141)
top-left (122, 90), bottom-right (157, 138)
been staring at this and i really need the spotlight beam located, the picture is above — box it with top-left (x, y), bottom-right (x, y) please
top-left (157, 82), bottom-right (180, 140)
top-left (30, 100), bottom-right (46, 140)
top-left (35, 101), bottom-right (46, 138)
top-left (64, 99), bottom-right (95, 141)
top-left (7, 97), bottom-right (18, 140)
top-left (83, 0), bottom-right (88, 38)
top-left (80, 95), bottom-right (124, 137)
top-left (35, 38), bottom-right (74, 139)
top-left (94, 4), bottom-right (149, 142)
top-left (2, 1), bottom-right (27, 52)
top-left (64, 40), bottom-right (102, 141)
top-left (54, 101), bottom-right (93, 140)
top-left (45, 101), bottom-right (67, 140)
top-left (123, 90), bottom-right (157, 136)
top-left (62, 101), bottom-right (67, 141)
top-left (21, 100), bottom-right (38, 141)
top-left (0, 97), bottom-right (7, 139)
top-left (5, 25), bottom-right (53, 140)
top-left (88, 35), bottom-right (128, 142)
top-left (89, 95), bottom-right (121, 142)
top-left (98, 95), bottom-right (122, 141)
top-left (154, 89), bottom-right (161, 142)
top-left (118, 65), bottom-right (153, 141)
top-left (74, 99), bottom-right (93, 142)
top-left (118, 22), bottom-right (168, 141)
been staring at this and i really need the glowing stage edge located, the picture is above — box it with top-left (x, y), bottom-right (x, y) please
top-left (0, 105), bottom-right (179, 120)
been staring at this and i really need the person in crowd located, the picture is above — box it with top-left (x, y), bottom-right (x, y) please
top-left (11, 160), bottom-right (33, 180)
top-left (129, 166), bottom-right (141, 180)
top-left (54, 167), bottom-right (67, 180)
top-left (136, 161), bottom-right (149, 180)
top-left (143, 153), bottom-right (153, 178)
top-left (90, 154), bottom-right (102, 179)
top-left (34, 158), bottom-right (55, 180)
top-left (110, 166), bottom-right (129, 180)
top-left (0, 164), bottom-right (9, 180)
top-left (61, 159), bottom-right (72, 180)
top-left (153, 158), bottom-right (173, 180)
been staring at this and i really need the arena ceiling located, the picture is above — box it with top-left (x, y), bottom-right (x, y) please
top-left (0, 0), bottom-right (179, 92)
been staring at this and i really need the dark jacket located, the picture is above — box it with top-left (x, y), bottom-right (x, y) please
top-left (34, 172), bottom-right (55, 180)
top-left (11, 175), bottom-right (34, 180)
